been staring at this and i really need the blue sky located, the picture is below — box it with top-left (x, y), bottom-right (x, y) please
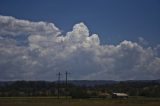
top-left (0, 0), bottom-right (160, 81)
top-left (0, 0), bottom-right (160, 45)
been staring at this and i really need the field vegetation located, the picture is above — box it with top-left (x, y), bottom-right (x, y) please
top-left (0, 96), bottom-right (160, 106)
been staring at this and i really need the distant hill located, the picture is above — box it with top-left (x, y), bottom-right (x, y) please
top-left (67, 80), bottom-right (118, 86)
top-left (0, 79), bottom-right (160, 87)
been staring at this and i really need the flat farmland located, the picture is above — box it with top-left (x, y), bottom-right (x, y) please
top-left (0, 97), bottom-right (160, 106)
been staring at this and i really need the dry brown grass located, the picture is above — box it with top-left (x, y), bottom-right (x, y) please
top-left (0, 97), bottom-right (160, 106)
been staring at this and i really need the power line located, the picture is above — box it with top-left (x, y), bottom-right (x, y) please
top-left (57, 72), bottom-right (62, 99)
top-left (65, 71), bottom-right (70, 99)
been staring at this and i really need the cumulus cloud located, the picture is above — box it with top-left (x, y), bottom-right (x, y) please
top-left (0, 15), bottom-right (160, 81)
top-left (0, 15), bottom-right (60, 37)
top-left (138, 37), bottom-right (149, 47)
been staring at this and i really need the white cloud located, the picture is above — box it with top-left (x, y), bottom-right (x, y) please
top-left (0, 15), bottom-right (60, 37)
top-left (138, 37), bottom-right (149, 47)
top-left (0, 15), bottom-right (160, 80)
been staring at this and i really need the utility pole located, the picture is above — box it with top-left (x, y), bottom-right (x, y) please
top-left (65, 71), bottom-right (70, 99)
top-left (57, 72), bottom-right (61, 99)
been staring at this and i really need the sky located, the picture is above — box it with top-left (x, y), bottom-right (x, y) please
top-left (0, 0), bottom-right (160, 81)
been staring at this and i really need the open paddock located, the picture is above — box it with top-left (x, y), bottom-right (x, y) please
top-left (0, 97), bottom-right (160, 106)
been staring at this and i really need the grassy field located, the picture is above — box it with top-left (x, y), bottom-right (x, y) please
top-left (0, 97), bottom-right (160, 106)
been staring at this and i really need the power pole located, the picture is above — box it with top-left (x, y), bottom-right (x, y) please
top-left (57, 72), bottom-right (61, 99)
top-left (65, 71), bottom-right (70, 99)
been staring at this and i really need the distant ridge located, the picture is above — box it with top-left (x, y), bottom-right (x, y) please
top-left (67, 80), bottom-right (118, 86)
top-left (0, 79), bottom-right (160, 87)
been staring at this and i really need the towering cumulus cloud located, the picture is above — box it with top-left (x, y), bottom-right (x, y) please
top-left (0, 15), bottom-right (160, 80)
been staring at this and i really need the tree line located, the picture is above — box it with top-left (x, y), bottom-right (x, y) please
top-left (0, 80), bottom-right (160, 98)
